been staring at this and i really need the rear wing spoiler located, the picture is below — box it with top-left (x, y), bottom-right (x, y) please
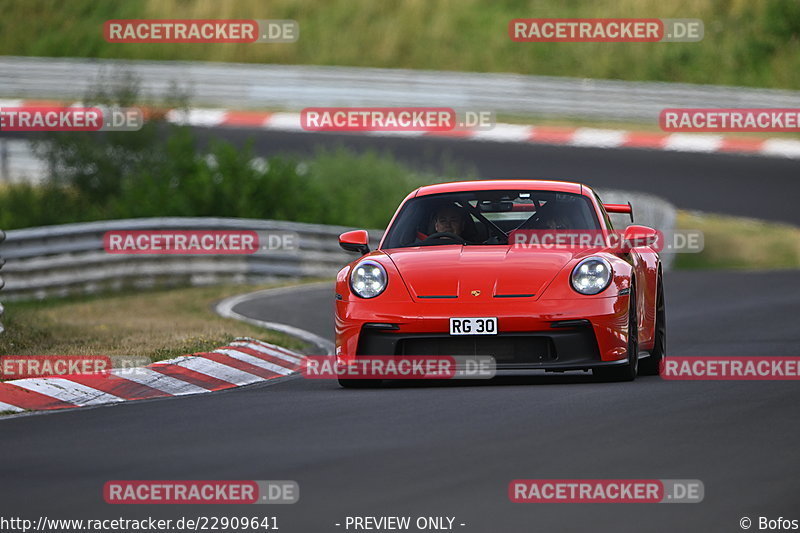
top-left (603, 202), bottom-right (634, 222)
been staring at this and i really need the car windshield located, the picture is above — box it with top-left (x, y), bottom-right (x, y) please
top-left (381, 190), bottom-right (601, 248)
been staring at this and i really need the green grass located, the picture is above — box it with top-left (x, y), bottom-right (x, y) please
top-left (0, 283), bottom-right (311, 363)
top-left (0, 0), bottom-right (798, 89)
top-left (675, 210), bottom-right (800, 270)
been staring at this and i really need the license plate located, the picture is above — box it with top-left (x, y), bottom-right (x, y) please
top-left (449, 317), bottom-right (498, 335)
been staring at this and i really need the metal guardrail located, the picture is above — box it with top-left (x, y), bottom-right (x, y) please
top-left (597, 189), bottom-right (677, 271)
top-left (0, 189), bottom-right (675, 305)
top-left (2, 56), bottom-right (800, 122)
top-left (0, 218), bottom-right (382, 302)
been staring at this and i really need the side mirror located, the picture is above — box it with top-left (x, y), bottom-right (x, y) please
top-left (339, 230), bottom-right (370, 255)
top-left (620, 225), bottom-right (658, 253)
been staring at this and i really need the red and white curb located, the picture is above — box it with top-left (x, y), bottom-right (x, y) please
top-left (0, 338), bottom-right (302, 414)
top-left (168, 109), bottom-right (800, 159)
top-left (3, 99), bottom-right (800, 159)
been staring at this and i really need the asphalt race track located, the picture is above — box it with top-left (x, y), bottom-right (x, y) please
top-left (4, 127), bottom-right (800, 224)
top-left (191, 127), bottom-right (800, 226)
top-left (1, 137), bottom-right (799, 532)
top-left (1, 270), bottom-right (799, 532)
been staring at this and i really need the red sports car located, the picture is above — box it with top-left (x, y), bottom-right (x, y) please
top-left (334, 180), bottom-right (666, 386)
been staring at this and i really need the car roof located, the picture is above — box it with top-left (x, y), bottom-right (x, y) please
top-left (413, 179), bottom-right (590, 197)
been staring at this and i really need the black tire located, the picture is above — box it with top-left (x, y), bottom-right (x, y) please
top-left (593, 282), bottom-right (638, 382)
top-left (337, 378), bottom-right (382, 388)
top-left (640, 271), bottom-right (666, 376)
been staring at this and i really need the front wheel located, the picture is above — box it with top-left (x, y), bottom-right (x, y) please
top-left (640, 272), bottom-right (666, 375)
top-left (594, 283), bottom-right (638, 382)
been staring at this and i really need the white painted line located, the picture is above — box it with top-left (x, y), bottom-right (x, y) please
top-left (264, 112), bottom-right (304, 131)
top-left (214, 349), bottom-right (295, 376)
top-left (4, 99), bottom-right (798, 161)
top-left (264, 113), bottom-right (429, 137)
top-left (663, 134), bottom-right (723, 153)
top-left (148, 354), bottom-right (193, 366)
top-left (157, 357), bottom-right (263, 387)
top-left (165, 108), bottom-right (228, 127)
top-left (249, 339), bottom-right (305, 360)
top-left (471, 124), bottom-right (533, 143)
top-left (570, 128), bottom-right (627, 148)
top-left (760, 138), bottom-right (800, 158)
top-left (0, 401), bottom-right (24, 413)
top-left (229, 341), bottom-right (304, 365)
top-left (216, 283), bottom-right (335, 355)
top-left (9, 378), bottom-right (124, 406)
top-left (111, 367), bottom-right (208, 396)
top-left (234, 337), bottom-right (303, 361)
top-left (233, 316), bottom-right (333, 354)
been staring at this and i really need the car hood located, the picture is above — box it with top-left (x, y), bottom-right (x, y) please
top-left (384, 246), bottom-right (576, 300)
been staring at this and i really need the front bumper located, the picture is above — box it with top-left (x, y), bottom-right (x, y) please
top-left (335, 295), bottom-right (631, 371)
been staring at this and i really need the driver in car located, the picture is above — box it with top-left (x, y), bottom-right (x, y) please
top-left (433, 204), bottom-right (467, 236)
top-left (412, 204), bottom-right (470, 245)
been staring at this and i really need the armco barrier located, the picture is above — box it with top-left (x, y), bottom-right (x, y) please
top-left (601, 189), bottom-right (677, 270)
top-left (1, 57), bottom-right (799, 122)
top-left (0, 218), bottom-right (381, 302)
top-left (0, 193), bottom-right (675, 302)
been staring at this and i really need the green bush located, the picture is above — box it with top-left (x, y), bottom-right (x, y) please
top-left (0, 133), bottom-right (448, 230)
top-left (0, 71), bottom-right (469, 231)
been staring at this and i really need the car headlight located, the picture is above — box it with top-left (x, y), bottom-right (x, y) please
top-left (349, 260), bottom-right (387, 298)
top-left (570, 257), bottom-right (612, 295)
